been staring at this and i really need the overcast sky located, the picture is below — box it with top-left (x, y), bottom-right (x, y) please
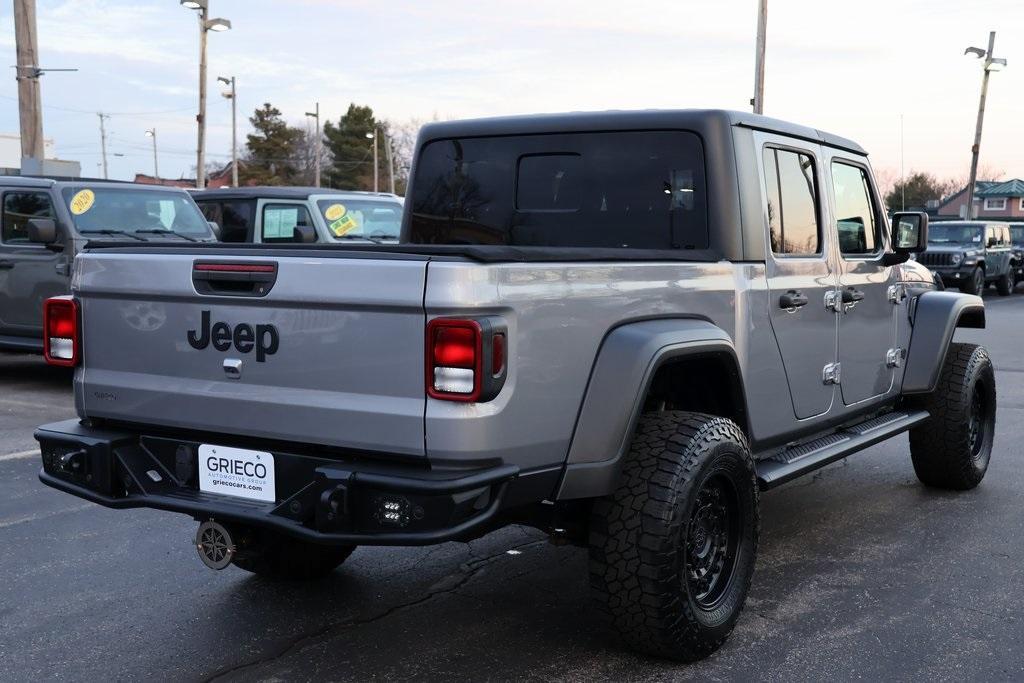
top-left (0, 0), bottom-right (1021, 185)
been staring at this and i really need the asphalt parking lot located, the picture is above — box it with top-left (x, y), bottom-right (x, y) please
top-left (1, 292), bottom-right (1022, 682)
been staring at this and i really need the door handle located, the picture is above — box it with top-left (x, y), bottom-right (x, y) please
top-left (779, 290), bottom-right (809, 310)
top-left (841, 288), bottom-right (865, 303)
top-left (0, 260), bottom-right (14, 269)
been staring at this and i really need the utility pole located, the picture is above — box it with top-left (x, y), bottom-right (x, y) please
top-left (145, 128), bottom-right (159, 179)
top-left (384, 131), bottom-right (395, 194)
top-left (219, 76), bottom-right (237, 186)
top-left (963, 31), bottom-right (1006, 220)
top-left (751, 0), bottom-right (767, 114)
top-left (373, 127), bottom-right (379, 192)
top-left (13, 0), bottom-right (44, 163)
top-left (97, 113), bottom-right (110, 179)
top-left (305, 101), bottom-right (320, 188)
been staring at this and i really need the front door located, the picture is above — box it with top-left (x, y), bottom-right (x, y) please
top-left (826, 155), bottom-right (896, 406)
top-left (0, 190), bottom-right (66, 339)
top-left (760, 137), bottom-right (839, 420)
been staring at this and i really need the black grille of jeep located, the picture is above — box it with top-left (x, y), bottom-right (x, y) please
top-left (917, 252), bottom-right (955, 267)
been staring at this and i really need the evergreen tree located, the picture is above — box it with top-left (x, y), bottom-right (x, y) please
top-left (323, 104), bottom-right (388, 190)
top-left (240, 103), bottom-right (305, 186)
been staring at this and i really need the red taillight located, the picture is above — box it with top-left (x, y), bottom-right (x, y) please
top-left (427, 319), bottom-right (481, 401)
top-left (426, 317), bottom-right (508, 403)
top-left (44, 296), bottom-right (79, 367)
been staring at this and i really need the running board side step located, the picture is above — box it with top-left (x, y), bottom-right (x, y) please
top-left (755, 409), bottom-right (930, 490)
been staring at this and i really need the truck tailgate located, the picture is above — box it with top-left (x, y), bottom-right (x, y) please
top-left (75, 250), bottom-right (427, 456)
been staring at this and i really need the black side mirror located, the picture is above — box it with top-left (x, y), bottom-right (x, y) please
top-left (883, 212), bottom-right (928, 266)
top-left (292, 224), bottom-right (317, 243)
top-left (207, 220), bottom-right (222, 241)
top-left (27, 217), bottom-right (57, 244)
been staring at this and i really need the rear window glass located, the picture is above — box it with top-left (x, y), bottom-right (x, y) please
top-left (408, 131), bottom-right (708, 249)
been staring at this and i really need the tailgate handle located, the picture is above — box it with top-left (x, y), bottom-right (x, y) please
top-left (192, 261), bottom-right (278, 297)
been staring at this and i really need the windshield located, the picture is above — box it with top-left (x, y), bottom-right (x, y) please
top-left (928, 223), bottom-right (983, 245)
top-left (317, 199), bottom-right (403, 240)
top-left (61, 187), bottom-right (212, 237)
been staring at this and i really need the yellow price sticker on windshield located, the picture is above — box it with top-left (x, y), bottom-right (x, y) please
top-left (324, 203), bottom-right (346, 221)
top-left (330, 214), bottom-right (358, 236)
top-left (69, 189), bottom-right (95, 215)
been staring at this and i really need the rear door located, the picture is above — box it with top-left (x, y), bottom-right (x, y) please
top-left (0, 189), bottom-right (67, 337)
top-left (75, 250), bottom-right (428, 455)
top-left (758, 134), bottom-right (839, 420)
top-left (825, 152), bottom-right (897, 406)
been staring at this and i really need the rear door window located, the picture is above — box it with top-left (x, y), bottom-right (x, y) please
top-left (262, 203), bottom-right (313, 243)
top-left (408, 131), bottom-right (707, 250)
top-left (1, 191), bottom-right (55, 245)
top-left (198, 199), bottom-right (254, 242)
top-left (763, 148), bottom-right (820, 255)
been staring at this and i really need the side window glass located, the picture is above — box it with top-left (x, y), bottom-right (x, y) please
top-left (831, 161), bottom-right (879, 256)
top-left (222, 201), bottom-right (253, 242)
top-left (2, 192), bottom-right (55, 245)
top-left (262, 204), bottom-right (312, 243)
top-left (763, 148), bottom-right (820, 255)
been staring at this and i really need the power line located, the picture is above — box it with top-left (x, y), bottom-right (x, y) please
top-left (0, 93), bottom-right (192, 117)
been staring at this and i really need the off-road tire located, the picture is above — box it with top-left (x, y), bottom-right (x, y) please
top-left (589, 411), bottom-right (759, 661)
top-left (233, 533), bottom-right (355, 580)
top-left (908, 343), bottom-right (995, 490)
top-left (960, 267), bottom-right (984, 295)
top-left (996, 271), bottom-right (1013, 296)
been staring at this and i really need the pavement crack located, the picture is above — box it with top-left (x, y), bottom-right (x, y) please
top-left (202, 537), bottom-right (546, 682)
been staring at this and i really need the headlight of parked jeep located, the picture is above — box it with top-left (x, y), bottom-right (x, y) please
top-left (951, 252), bottom-right (964, 266)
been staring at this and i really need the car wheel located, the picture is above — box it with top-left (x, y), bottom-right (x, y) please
top-left (996, 271), bottom-right (1013, 296)
top-left (589, 411), bottom-right (758, 661)
top-left (232, 532), bottom-right (356, 580)
top-left (960, 267), bottom-right (984, 295)
top-left (908, 343), bottom-right (995, 490)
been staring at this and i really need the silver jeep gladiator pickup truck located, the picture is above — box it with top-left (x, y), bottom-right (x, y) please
top-left (36, 110), bottom-right (993, 662)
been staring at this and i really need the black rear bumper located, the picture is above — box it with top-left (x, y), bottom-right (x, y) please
top-left (36, 419), bottom-right (549, 546)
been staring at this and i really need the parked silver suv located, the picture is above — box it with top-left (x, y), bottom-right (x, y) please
top-left (35, 110), bottom-right (993, 662)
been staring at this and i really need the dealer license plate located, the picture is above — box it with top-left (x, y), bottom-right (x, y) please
top-left (198, 444), bottom-right (276, 503)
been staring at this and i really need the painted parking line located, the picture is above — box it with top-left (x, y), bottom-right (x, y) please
top-left (0, 449), bottom-right (38, 462)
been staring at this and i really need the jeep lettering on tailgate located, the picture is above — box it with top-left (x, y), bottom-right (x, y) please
top-left (187, 310), bottom-right (280, 362)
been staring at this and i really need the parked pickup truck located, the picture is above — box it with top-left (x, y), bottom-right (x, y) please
top-left (191, 186), bottom-right (402, 245)
top-left (0, 177), bottom-right (216, 353)
top-left (36, 110), bottom-right (993, 662)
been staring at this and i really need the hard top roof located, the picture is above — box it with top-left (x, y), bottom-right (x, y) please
top-left (0, 175), bottom-right (151, 190)
top-left (418, 109), bottom-right (867, 156)
top-left (191, 186), bottom-right (402, 201)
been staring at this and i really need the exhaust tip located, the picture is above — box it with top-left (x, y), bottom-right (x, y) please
top-left (195, 519), bottom-right (235, 570)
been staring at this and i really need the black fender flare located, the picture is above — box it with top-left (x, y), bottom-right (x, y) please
top-left (556, 318), bottom-right (746, 500)
top-left (902, 291), bottom-right (985, 394)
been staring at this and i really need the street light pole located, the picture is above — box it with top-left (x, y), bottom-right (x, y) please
top-left (218, 76), bottom-right (237, 186)
top-left (963, 31), bottom-right (1006, 219)
top-left (145, 128), bottom-right (159, 180)
top-left (305, 102), bottom-right (320, 188)
top-left (181, 1), bottom-right (231, 190)
top-left (752, 0), bottom-right (767, 114)
top-left (384, 131), bottom-right (395, 194)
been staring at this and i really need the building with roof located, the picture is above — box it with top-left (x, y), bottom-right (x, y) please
top-left (937, 179), bottom-right (1024, 219)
